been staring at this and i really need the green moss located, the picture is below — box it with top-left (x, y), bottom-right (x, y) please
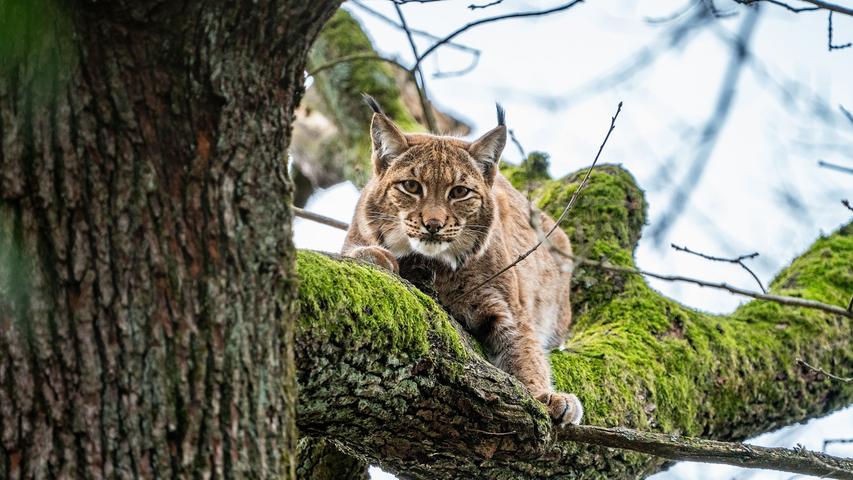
top-left (550, 216), bottom-right (852, 443)
top-left (535, 165), bottom-right (647, 256)
top-left (500, 152), bottom-right (552, 191)
top-left (0, 0), bottom-right (74, 101)
top-left (296, 251), bottom-right (464, 359)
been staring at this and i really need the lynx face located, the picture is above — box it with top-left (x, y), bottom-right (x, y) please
top-left (360, 111), bottom-right (506, 269)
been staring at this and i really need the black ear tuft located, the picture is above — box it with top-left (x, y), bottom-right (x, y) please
top-left (496, 103), bottom-right (506, 126)
top-left (363, 93), bottom-right (383, 114)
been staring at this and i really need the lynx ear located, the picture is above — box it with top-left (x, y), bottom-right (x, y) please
top-left (367, 97), bottom-right (409, 174)
top-left (468, 104), bottom-right (507, 182)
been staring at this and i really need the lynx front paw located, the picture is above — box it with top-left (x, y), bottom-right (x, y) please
top-left (538, 392), bottom-right (584, 426)
top-left (349, 246), bottom-right (399, 274)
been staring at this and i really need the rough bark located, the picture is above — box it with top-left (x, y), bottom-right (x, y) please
top-left (296, 438), bottom-right (370, 480)
top-left (295, 165), bottom-right (853, 479)
top-left (0, 0), bottom-right (339, 478)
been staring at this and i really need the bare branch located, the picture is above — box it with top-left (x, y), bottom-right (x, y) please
top-left (671, 243), bottom-right (767, 293)
top-left (307, 53), bottom-right (410, 77)
top-left (469, 0), bottom-right (503, 10)
top-left (508, 129), bottom-right (527, 163)
top-left (394, 3), bottom-right (439, 132)
top-left (841, 105), bottom-right (853, 125)
top-left (293, 207), bottom-right (349, 231)
top-left (797, 358), bottom-right (852, 382)
top-left (736, 0), bottom-right (820, 13)
top-left (451, 101), bottom-right (623, 304)
top-left (818, 160), bottom-right (853, 175)
top-left (350, 1), bottom-right (480, 55)
top-left (562, 425), bottom-right (853, 480)
top-left (828, 11), bottom-right (852, 50)
top-left (843, 199), bottom-right (853, 213)
top-left (571, 255), bottom-right (853, 319)
top-left (349, 1), bottom-right (482, 79)
top-left (414, 1), bottom-right (585, 72)
top-left (737, 0), bottom-right (853, 16)
top-left (825, 438), bottom-right (853, 452)
top-left (802, 0), bottom-right (853, 16)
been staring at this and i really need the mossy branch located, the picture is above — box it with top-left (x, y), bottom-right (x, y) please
top-left (295, 165), bottom-right (853, 479)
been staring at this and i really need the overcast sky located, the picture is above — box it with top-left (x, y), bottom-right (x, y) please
top-left (294, 1), bottom-right (853, 478)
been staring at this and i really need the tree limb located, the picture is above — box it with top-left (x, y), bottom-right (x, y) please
top-left (562, 426), bottom-right (853, 479)
top-left (295, 165), bottom-right (853, 479)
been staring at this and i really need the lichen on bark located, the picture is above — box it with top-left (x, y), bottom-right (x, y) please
top-left (295, 164), bottom-right (853, 479)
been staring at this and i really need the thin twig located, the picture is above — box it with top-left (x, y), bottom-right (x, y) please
top-left (351, 0), bottom-right (482, 79)
top-left (450, 101), bottom-right (622, 304)
top-left (843, 199), bottom-right (853, 213)
top-left (824, 439), bottom-right (853, 452)
top-left (801, 0), bottom-right (853, 17)
top-left (308, 54), bottom-right (411, 77)
top-left (469, 0), bottom-right (503, 9)
top-left (841, 105), bottom-right (853, 126)
top-left (828, 11), bottom-right (852, 50)
top-left (573, 255), bottom-right (853, 319)
top-left (508, 129), bottom-right (527, 163)
top-left (413, 1), bottom-right (585, 72)
top-left (671, 243), bottom-right (767, 293)
top-left (292, 207), bottom-right (853, 319)
top-left (736, 0), bottom-right (820, 13)
top-left (562, 425), bottom-right (853, 479)
top-left (350, 1), bottom-right (480, 55)
top-left (293, 207), bottom-right (349, 231)
top-left (395, 3), bottom-right (439, 132)
top-left (797, 359), bottom-right (852, 382)
top-left (818, 160), bottom-right (853, 175)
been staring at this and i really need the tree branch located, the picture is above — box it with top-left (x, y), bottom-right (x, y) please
top-left (819, 160), bottom-right (853, 175)
top-left (562, 426), bottom-right (853, 479)
top-left (671, 243), bottom-right (767, 293)
top-left (414, 1), bottom-right (585, 72)
top-left (307, 53), bottom-right (410, 77)
top-left (570, 255), bottom-right (852, 319)
top-left (797, 358), bottom-right (853, 382)
top-left (802, 0), bottom-right (853, 16)
top-left (294, 207), bottom-right (350, 230)
top-left (394, 3), bottom-right (439, 132)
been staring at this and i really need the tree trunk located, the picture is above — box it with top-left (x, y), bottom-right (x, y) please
top-left (0, 0), bottom-right (339, 477)
top-left (295, 165), bottom-right (853, 479)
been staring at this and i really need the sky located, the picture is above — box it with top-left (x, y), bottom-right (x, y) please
top-left (293, 0), bottom-right (853, 478)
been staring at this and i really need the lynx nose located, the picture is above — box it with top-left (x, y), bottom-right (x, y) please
top-left (424, 219), bottom-right (444, 234)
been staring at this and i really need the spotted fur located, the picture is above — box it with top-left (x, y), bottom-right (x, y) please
top-left (343, 100), bottom-right (583, 425)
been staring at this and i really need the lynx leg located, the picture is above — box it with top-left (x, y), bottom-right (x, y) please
top-left (345, 245), bottom-right (399, 273)
top-left (482, 312), bottom-right (583, 426)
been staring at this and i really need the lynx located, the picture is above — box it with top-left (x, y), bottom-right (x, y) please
top-left (342, 97), bottom-right (583, 425)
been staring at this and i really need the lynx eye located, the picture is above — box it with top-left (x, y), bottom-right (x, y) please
top-left (400, 180), bottom-right (422, 195)
top-left (449, 186), bottom-right (470, 200)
